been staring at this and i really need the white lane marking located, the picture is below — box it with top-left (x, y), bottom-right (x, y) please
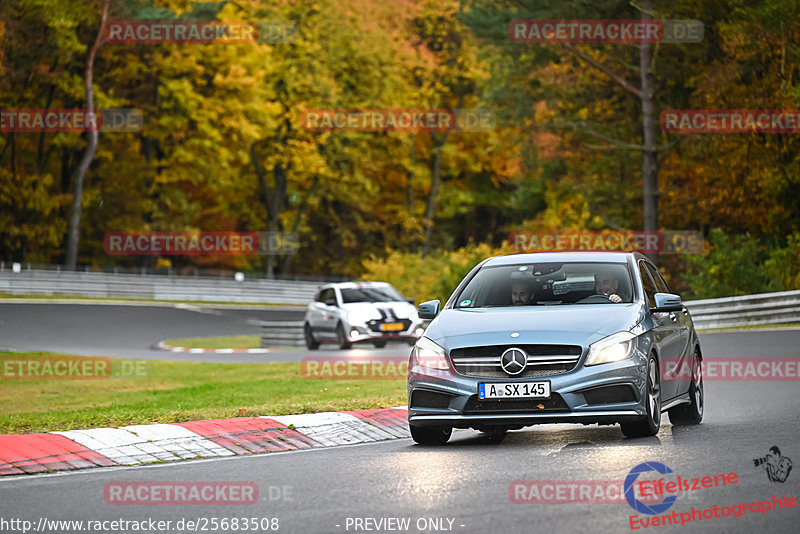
top-left (0, 436), bottom-right (413, 483)
top-left (52, 428), bottom-right (158, 465)
top-left (269, 413), bottom-right (396, 446)
top-left (121, 424), bottom-right (234, 459)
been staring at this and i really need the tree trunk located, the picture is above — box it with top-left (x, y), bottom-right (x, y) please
top-left (406, 136), bottom-right (416, 212)
top-left (281, 175), bottom-right (319, 274)
top-left (65, 0), bottom-right (109, 270)
top-left (640, 0), bottom-right (659, 262)
top-left (421, 136), bottom-right (446, 256)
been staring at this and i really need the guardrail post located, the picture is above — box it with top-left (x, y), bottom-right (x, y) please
top-left (260, 321), bottom-right (305, 348)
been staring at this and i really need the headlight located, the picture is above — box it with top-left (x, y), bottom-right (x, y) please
top-left (409, 310), bottom-right (420, 322)
top-left (585, 332), bottom-right (637, 366)
top-left (348, 310), bottom-right (379, 325)
top-left (411, 337), bottom-right (449, 370)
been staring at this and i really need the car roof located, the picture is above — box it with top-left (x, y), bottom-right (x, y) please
top-left (484, 251), bottom-right (640, 266)
top-left (319, 281), bottom-right (392, 290)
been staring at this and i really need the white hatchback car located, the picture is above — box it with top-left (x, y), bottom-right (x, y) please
top-left (303, 282), bottom-right (426, 349)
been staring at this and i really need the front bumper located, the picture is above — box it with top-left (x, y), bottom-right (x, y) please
top-left (408, 355), bottom-right (648, 430)
top-left (346, 320), bottom-right (427, 343)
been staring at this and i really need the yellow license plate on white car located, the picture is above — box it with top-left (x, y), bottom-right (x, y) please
top-left (478, 382), bottom-right (550, 399)
top-left (379, 322), bottom-right (404, 331)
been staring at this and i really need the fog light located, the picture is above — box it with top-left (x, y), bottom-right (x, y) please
top-left (350, 329), bottom-right (359, 338)
top-left (415, 328), bottom-right (424, 337)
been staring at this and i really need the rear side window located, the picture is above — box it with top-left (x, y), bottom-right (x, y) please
top-left (638, 262), bottom-right (657, 308)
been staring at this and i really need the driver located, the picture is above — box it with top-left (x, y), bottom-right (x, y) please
top-left (594, 272), bottom-right (622, 303)
top-left (511, 280), bottom-right (535, 306)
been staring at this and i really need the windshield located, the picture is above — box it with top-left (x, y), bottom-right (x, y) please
top-left (340, 285), bottom-right (405, 303)
top-left (454, 262), bottom-right (634, 308)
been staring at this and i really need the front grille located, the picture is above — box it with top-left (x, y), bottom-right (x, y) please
top-left (463, 393), bottom-right (569, 415)
top-left (410, 389), bottom-right (453, 410)
top-left (581, 385), bottom-right (637, 405)
top-left (451, 344), bottom-right (582, 378)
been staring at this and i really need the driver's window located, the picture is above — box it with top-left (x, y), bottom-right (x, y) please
top-left (638, 262), bottom-right (657, 308)
top-left (321, 289), bottom-right (335, 304)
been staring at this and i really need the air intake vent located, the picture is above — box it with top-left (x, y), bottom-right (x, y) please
top-left (411, 389), bottom-right (453, 410)
top-left (582, 385), bottom-right (637, 405)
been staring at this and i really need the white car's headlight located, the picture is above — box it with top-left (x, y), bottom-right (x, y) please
top-left (585, 332), bottom-right (637, 366)
top-left (411, 337), bottom-right (449, 370)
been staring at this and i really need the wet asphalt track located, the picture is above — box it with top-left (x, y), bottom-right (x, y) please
top-left (0, 302), bottom-right (799, 533)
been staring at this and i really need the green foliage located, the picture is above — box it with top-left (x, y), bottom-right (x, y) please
top-left (360, 242), bottom-right (513, 304)
top-left (765, 233), bottom-right (800, 290)
top-left (683, 229), bottom-right (782, 299)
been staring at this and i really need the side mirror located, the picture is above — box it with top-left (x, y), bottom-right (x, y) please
top-left (417, 300), bottom-right (440, 320)
top-left (406, 298), bottom-right (415, 305)
top-left (324, 299), bottom-right (338, 307)
top-left (652, 292), bottom-right (683, 312)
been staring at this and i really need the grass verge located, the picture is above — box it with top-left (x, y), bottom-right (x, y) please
top-left (0, 352), bottom-right (406, 434)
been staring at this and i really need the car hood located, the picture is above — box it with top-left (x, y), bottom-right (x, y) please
top-left (340, 301), bottom-right (416, 319)
top-left (424, 304), bottom-right (644, 350)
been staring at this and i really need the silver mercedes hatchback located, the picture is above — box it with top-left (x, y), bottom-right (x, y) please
top-left (407, 251), bottom-right (704, 445)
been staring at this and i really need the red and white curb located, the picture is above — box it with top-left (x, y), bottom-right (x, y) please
top-left (0, 407), bottom-right (409, 476)
top-left (154, 341), bottom-right (270, 354)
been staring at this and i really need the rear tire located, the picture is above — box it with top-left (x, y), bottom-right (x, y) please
top-left (304, 324), bottom-right (319, 350)
top-left (336, 322), bottom-right (352, 350)
top-left (410, 425), bottom-right (451, 445)
top-left (621, 354), bottom-right (661, 438)
top-left (669, 352), bottom-right (703, 425)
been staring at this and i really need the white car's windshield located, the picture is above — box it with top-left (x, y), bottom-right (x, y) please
top-left (340, 286), bottom-right (405, 303)
top-left (455, 262), bottom-right (634, 308)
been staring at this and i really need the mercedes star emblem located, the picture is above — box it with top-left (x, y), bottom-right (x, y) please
top-left (500, 347), bottom-right (527, 376)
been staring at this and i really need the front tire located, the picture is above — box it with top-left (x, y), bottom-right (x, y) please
top-left (669, 352), bottom-right (703, 425)
top-left (621, 354), bottom-right (661, 438)
top-left (304, 323), bottom-right (320, 350)
top-left (336, 322), bottom-right (352, 350)
top-left (410, 425), bottom-right (451, 445)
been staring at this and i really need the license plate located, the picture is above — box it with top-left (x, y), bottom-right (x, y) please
top-left (379, 322), bottom-right (404, 332)
top-left (478, 382), bottom-right (550, 399)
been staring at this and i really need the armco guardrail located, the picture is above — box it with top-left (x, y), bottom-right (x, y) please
top-left (0, 269), bottom-right (329, 305)
top-left (685, 290), bottom-right (800, 330)
top-left (261, 321), bottom-right (306, 348)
